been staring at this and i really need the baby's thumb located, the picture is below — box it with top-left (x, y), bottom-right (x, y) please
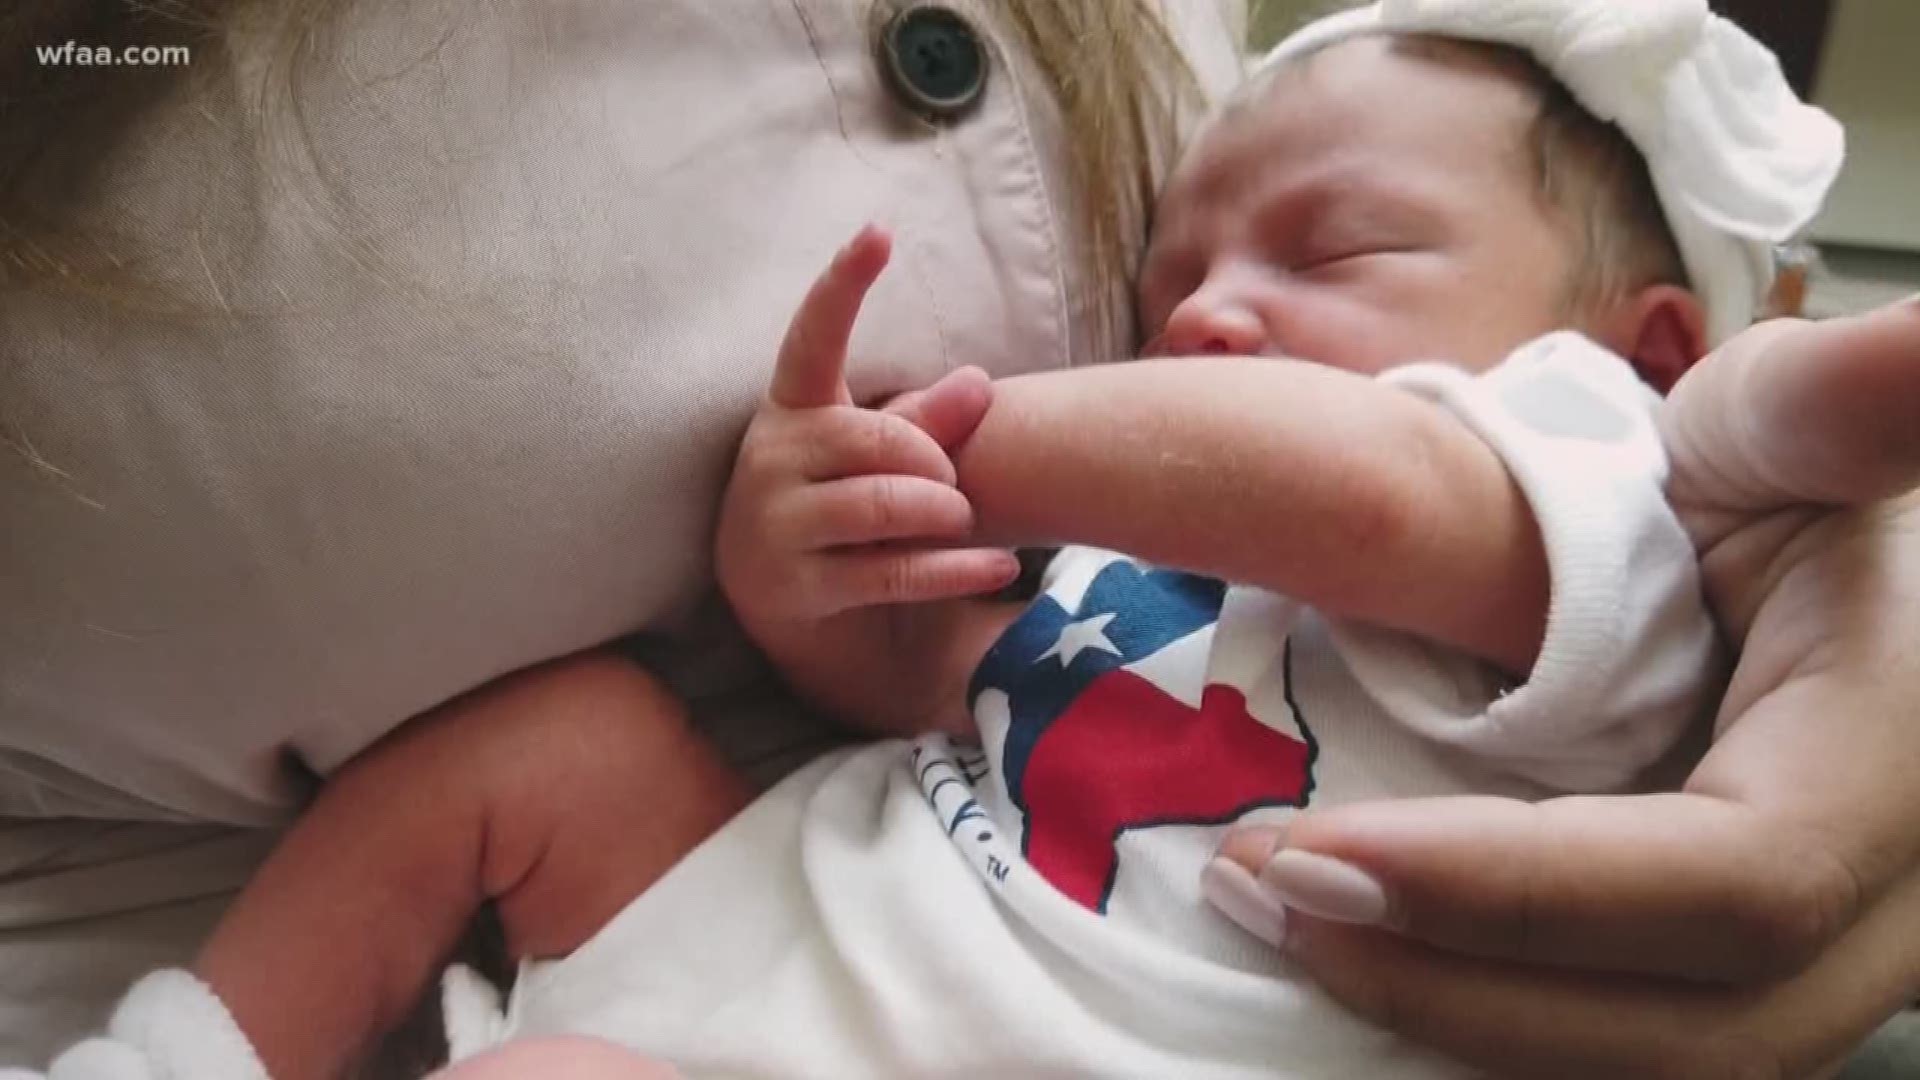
top-left (877, 366), bottom-right (993, 453)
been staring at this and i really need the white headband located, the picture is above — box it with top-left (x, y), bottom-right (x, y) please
top-left (1255, 0), bottom-right (1845, 344)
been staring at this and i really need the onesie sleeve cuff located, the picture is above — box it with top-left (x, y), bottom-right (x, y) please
top-left (1328, 334), bottom-right (1723, 791)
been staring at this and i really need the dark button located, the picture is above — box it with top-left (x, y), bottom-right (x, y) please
top-left (878, 4), bottom-right (987, 122)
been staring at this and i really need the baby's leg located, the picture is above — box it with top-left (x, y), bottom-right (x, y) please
top-left (198, 654), bottom-right (748, 1080)
top-left (430, 1036), bottom-right (680, 1080)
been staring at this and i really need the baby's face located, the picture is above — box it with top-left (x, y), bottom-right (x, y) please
top-left (1139, 36), bottom-right (1579, 375)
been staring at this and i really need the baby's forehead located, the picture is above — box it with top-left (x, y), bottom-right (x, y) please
top-left (1234, 32), bottom-right (1548, 125)
top-left (1177, 33), bottom-right (1546, 184)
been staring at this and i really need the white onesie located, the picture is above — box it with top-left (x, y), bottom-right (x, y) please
top-left (18, 333), bottom-right (1721, 1080)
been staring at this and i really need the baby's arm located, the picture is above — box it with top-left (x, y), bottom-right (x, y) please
top-left (731, 228), bottom-right (1543, 742)
top-left (195, 656), bottom-right (747, 1080)
top-left (954, 356), bottom-right (1550, 673)
top-left (961, 336), bottom-right (1718, 789)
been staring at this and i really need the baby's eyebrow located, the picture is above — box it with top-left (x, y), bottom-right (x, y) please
top-left (1252, 169), bottom-right (1445, 238)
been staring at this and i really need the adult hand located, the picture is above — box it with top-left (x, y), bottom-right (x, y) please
top-left (1206, 299), bottom-right (1920, 1078)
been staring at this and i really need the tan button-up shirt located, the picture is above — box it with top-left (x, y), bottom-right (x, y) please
top-left (0, 0), bottom-right (1243, 825)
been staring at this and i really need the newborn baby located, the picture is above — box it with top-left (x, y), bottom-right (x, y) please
top-left (20, 2), bottom-right (1846, 1078)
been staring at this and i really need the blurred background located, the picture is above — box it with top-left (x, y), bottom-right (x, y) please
top-left (1246, 0), bottom-right (1920, 319)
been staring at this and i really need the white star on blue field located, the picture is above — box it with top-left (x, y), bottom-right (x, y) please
top-left (1035, 612), bottom-right (1122, 667)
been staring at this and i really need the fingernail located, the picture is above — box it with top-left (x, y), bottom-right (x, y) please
top-left (993, 550), bottom-right (1023, 581)
top-left (1201, 857), bottom-right (1288, 948)
top-left (1257, 850), bottom-right (1392, 927)
top-left (1216, 822), bottom-right (1289, 869)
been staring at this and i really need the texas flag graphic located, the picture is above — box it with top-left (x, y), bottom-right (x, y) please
top-left (968, 556), bottom-right (1317, 913)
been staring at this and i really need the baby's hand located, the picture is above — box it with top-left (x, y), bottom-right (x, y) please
top-left (717, 227), bottom-right (1016, 677)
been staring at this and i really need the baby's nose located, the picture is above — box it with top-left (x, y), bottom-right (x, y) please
top-left (1152, 292), bottom-right (1267, 357)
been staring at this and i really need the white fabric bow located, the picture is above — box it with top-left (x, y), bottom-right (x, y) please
top-left (1257, 0), bottom-right (1846, 343)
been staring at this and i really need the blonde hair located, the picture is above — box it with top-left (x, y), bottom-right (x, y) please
top-left (990, 0), bottom-right (1200, 352)
top-left (0, 0), bottom-right (352, 307)
top-left (1, 0), bottom-right (1199, 336)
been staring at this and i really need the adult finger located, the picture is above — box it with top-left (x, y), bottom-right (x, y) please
top-left (795, 408), bottom-right (959, 486)
top-left (1271, 864), bottom-right (1920, 1080)
top-left (776, 474), bottom-right (978, 549)
top-left (1749, 297), bottom-right (1920, 504)
top-left (769, 225), bottom-right (891, 410)
top-left (817, 546), bottom-right (1020, 611)
top-left (1214, 791), bottom-right (1856, 984)
top-left (1665, 298), bottom-right (1920, 516)
top-left (877, 366), bottom-right (993, 452)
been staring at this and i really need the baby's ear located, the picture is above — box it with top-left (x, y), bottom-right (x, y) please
top-left (1595, 285), bottom-right (1708, 394)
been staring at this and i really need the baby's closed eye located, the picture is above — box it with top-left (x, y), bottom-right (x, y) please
top-left (1288, 212), bottom-right (1432, 273)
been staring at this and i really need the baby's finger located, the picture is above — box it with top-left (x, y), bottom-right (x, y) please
top-left (797, 408), bottom-right (958, 486)
top-left (877, 366), bottom-right (993, 452)
top-left (779, 475), bottom-right (977, 549)
top-left (769, 225), bottom-right (892, 410)
top-left (820, 547), bottom-right (1021, 610)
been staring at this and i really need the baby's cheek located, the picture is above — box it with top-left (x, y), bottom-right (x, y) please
top-left (1272, 300), bottom-right (1416, 374)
